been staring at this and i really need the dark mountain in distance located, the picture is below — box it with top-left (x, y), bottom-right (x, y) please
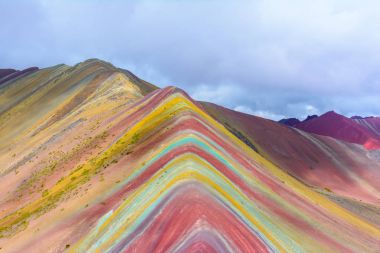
top-left (0, 67), bottom-right (39, 85)
top-left (278, 117), bottom-right (300, 126)
top-left (304, 114), bottom-right (318, 122)
top-left (279, 114), bottom-right (319, 127)
top-left (0, 69), bottom-right (17, 79)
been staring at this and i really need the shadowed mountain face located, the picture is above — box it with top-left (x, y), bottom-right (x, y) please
top-left (278, 117), bottom-right (300, 127)
top-left (0, 67), bottom-right (39, 86)
top-left (0, 59), bottom-right (379, 253)
top-left (0, 69), bottom-right (17, 79)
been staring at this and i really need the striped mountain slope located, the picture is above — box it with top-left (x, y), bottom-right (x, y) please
top-left (0, 60), bottom-right (379, 252)
top-left (202, 102), bottom-right (380, 226)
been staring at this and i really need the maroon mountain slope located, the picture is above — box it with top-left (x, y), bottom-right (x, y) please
top-left (352, 116), bottom-right (380, 139)
top-left (201, 102), bottom-right (380, 207)
top-left (294, 111), bottom-right (380, 150)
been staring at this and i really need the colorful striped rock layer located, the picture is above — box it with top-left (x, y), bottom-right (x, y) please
top-left (0, 59), bottom-right (379, 253)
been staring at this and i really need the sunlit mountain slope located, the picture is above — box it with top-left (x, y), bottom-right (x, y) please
top-left (0, 60), bottom-right (379, 253)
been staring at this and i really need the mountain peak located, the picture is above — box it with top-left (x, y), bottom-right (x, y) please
top-left (322, 110), bottom-right (340, 117)
top-left (317, 110), bottom-right (348, 121)
top-left (303, 114), bottom-right (319, 122)
top-left (1, 60), bottom-right (379, 252)
top-left (72, 58), bottom-right (116, 71)
top-left (278, 117), bottom-right (301, 126)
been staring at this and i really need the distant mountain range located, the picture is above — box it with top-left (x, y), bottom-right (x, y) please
top-left (0, 59), bottom-right (379, 252)
top-left (279, 111), bottom-right (380, 149)
top-left (0, 67), bottom-right (39, 86)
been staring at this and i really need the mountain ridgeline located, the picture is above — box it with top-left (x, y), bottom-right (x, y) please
top-left (0, 59), bottom-right (379, 253)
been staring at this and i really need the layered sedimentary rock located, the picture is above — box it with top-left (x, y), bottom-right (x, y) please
top-left (203, 103), bottom-right (380, 226)
top-left (0, 67), bottom-right (39, 86)
top-left (0, 60), bottom-right (379, 252)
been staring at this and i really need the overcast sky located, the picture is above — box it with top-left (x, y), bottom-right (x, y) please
top-left (1, 0), bottom-right (380, 120)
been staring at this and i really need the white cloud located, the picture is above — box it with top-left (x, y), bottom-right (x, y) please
top-left (234, 105), bottom-right (255, 115)
top-left (251, 110), bottom-right (286, 121)
top-left (1, 0), bottom-right (380, 118)
top-left (305, 105), bottom-right (320, 116)
top-left (190, 84), bottom-right (243, 107)
top-left (234, 106), bottom-right (286, 121)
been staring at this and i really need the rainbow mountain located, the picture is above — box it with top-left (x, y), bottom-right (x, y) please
top-left (0, 59), bottom-right (379, 252)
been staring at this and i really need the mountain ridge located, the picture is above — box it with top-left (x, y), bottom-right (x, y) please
top-left (280, 111), bottom-right (380, 150)
top-left (0, 60), bottom-right (379, 252)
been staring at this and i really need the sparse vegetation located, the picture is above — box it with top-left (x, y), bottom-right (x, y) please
top-left (131, 133), bottom-right (140, 144)
top-left (42, 189), bottom-right (49, 197)
top-left (224, 122), bottom-right (260, 154)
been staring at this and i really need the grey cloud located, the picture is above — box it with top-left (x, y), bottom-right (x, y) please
top-left (1, 0), bottom-right (380, 119)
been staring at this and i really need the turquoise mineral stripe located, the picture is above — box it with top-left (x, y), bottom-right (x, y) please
top-left (78, 156), bottom-right (301, 252)
top-left (80, 131), bottom-right (305, 252)
top-left (112, 133), bottom-right (256, 191)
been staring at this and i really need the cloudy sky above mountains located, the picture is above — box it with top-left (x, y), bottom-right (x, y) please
top-left (1, 0), bottom-right (380, 120)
